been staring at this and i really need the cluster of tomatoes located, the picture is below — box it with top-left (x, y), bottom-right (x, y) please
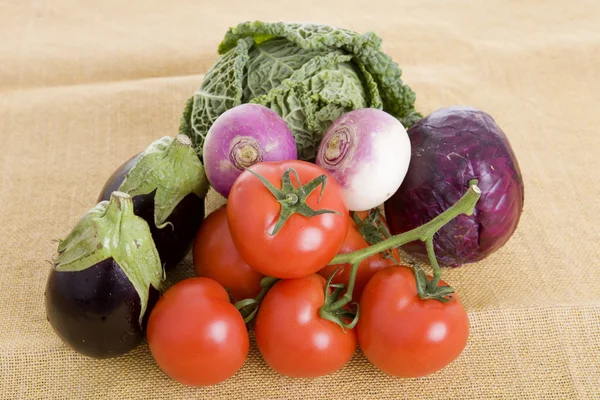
top-left (145, 160), bottom-right (469, 386)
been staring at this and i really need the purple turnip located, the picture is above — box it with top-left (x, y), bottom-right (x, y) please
top-left (202, 104), bottom-right (297, 198)
top-left (315, 108), bottom-right (411, 211)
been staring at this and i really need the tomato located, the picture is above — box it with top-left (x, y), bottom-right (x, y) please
top-left (254, 274), bottom-right (357, 377)
top-left (193, 206), bottom-right (264, 302)
top-left (147, 278), bottom-right (249, 386)
top-left (227, 161), bottom-right (349, 279)
top-left (357, 266), bottom-right (469, 378)
top-left (318, 211), bottom-right (400, 302)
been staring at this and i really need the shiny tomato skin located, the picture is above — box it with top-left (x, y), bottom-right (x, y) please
top-left (227, 161), bottom-right (349, 279)
top-left (147, 278), bottom-right (249, 386)
top-left (318, 212), bottom-right (400, 302)
top-left (255, 274), bottom-right (357, 378)
top-left (193, 206), bottom-right (264, 302)
top-left (357, 266), bottom-right (469, 378)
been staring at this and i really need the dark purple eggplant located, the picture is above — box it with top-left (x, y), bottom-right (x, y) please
top-left (97, 135), bottom-right (209, 269)
top-left (45, 258), bottom-right (159, 358)
top-left (46, 192), bottom-right (163, 358)
top-left (98, 152), bottom-right (142, 198)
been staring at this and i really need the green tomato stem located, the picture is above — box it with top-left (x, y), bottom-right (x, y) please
top-left (234, 276), bottom-right (279, 324)
top-left (327, 262), bottom-right (360, 311)
top-left (352, 209), bottom-right (397, 262)
top-left (246, 167), bottom-right (341, 236)
top-left (326, 180), bottom-right (481, 310)
top-left (425, 238), bottom-right (442, 291)
top-left (255, 276), bottom-right (279, 303)
top-left (319, 265), bottom-right (360, 330)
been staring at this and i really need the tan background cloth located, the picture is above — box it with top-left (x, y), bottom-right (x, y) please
top-left (1, 1), bottom-right (599, 398)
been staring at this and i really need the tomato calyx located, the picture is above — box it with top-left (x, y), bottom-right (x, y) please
top-left (411, 263), bottom-right (456, 302)
top-left (352, 209), bottom-right (398, 262)
top-left (321, 180), bottom-right (481, 314)
top-left (234, 276), bottom-right (279, 323)
top-left (246, 167), bottom-right (341, 235)
top-left (319, 267), bottom-right (360, 330)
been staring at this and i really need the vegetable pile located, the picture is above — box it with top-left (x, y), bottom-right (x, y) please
top-left (44, 21), bottom-right (524, 387)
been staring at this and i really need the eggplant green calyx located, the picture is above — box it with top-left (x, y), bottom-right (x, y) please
top-left (322, 180), bottom-right (481, 316)
top-left (53, 191), bottom-right (163, 326)
top-left (246, 167), bottom-right (341, 236)
top-left (117, 134), bottom-right (209, 229)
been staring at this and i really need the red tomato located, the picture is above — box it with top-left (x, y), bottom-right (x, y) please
top-left (227, 161), bottom-right (349, 279)
top-left (357, 266), bottom-right (469, 378)
top-left (254, 274), bottom-right (357, 377)
top-left (193, 206), bottom-right (264, 302)
top-left (147, 278), bottom-right (249, 386)
top-left (318, 211), bottom-right (400, 302)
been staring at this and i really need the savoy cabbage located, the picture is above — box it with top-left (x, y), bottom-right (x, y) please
top-left (180, 21), bottom-right (421, 161)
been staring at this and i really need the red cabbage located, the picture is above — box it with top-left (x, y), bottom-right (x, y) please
top-left (384, 106), bottom-right (524, 267)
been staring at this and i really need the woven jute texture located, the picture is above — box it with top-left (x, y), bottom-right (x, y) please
top-left (1, 1), bottom-right (599, 399)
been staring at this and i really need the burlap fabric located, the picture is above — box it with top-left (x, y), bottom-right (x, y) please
top-left (1, 1), bottom-right (599, 399)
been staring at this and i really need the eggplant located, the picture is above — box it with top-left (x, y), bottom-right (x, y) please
top-left (99, 153), bottom-right (142, 198)
top-left (45, 258), bottom-right (160, 358)
top-left (98, 134), bottom-right (209, 269)
top-left (45, 192), bottom-right (163, 358)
